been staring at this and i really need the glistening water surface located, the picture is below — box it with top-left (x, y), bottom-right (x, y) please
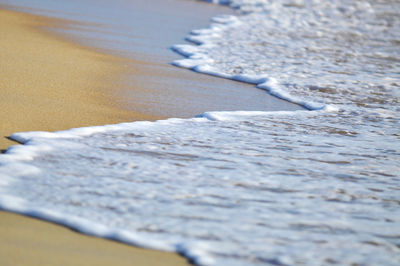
top-left (0, 0), bottom-right (399, 265)
top-left (1, 0), bottom-right (302, 116)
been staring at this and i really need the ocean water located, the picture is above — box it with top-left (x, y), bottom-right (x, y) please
top-left (1, 0), bottom-right (400, 265)
top-left (3, 0), bottom-right (299, 118)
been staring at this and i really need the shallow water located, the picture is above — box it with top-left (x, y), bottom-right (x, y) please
top-left (1, 0), bottom-right (400, 265)
top-left (1, 108), bottom-right (399, 265)
top-left (1, 0), bottom-right (301, 116)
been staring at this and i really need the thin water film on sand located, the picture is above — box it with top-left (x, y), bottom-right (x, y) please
top-left (0, 0), bottom-right (399, 265)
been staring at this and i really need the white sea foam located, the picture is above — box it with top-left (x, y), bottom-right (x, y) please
top-left (1, 107), bottom-right (399, 265)
top-left (173, 0), bottom-right (399, 112)
top-left (1, 0), bottom-right (399, 265)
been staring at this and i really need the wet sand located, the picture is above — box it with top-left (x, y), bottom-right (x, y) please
top-left (3, 0), bottom-right (302, 120)
top-left (0, 8), bottom-right (162, 151)
top-left (0, 1), bottom-right (301, 265)
top-left (0, 9), bottom-right (187, 266)
top-left (0, 212), bottom-right (188, 266)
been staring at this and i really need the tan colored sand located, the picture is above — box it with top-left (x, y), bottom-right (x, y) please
top-left (0, 8), bottom-right (162, 151)
top-left (0, 212), bottom-right (188, 266)
top-left (0, 9), bottom-right (187, 266)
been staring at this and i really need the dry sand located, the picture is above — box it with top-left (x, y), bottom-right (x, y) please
top-left (0, 8), bottom-right (187, 266)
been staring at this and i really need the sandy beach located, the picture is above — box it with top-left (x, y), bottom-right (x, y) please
top-left (0, 8), bottom-right (187, 265)
top-left (1, 0), bottom-right (398, 265)
top-left (0, 7), bottom-right (163, 151)
top-left (0, 212), bottom-right (188, 266)
top-left (0, 1), bottom-right (302, 264)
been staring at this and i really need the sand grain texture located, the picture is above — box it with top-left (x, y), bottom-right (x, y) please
top-left (0, 212), bottom-right (188, 266)
top-left (0, 8), bottom-right (160, 150)
top-left (0, 9), bottom-right (187, 266)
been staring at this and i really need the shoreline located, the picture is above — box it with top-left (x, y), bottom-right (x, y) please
top-left (0, 7), bottom-right (163, 151)
top-left (2, 0), bottom-right (302, 120)
top-left (0, 8), bottom-right (187, 266)
top-left (0, 211), bottom-right (188, 266)
top-left (1, 1), bottom-right (301, 264)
